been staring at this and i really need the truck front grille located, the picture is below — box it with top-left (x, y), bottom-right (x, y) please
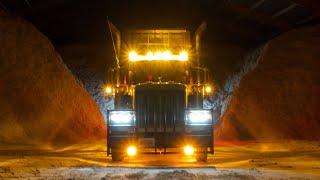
top-left (135, 84), bottom-right (185, 133)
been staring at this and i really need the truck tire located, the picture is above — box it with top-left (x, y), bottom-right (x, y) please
top-left (196, 149), bottom-right (208, 162)
top-left (112, 149), bottom-right (124, 161)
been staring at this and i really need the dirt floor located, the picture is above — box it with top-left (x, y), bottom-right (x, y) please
top-left (0, 141), bottom-right (319, 179)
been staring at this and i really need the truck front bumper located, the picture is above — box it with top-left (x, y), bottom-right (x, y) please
top-left (107, 126), bottom-right (213, 156)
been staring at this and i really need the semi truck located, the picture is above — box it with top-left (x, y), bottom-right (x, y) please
top-left (105, 21), bottom-right (215, 162)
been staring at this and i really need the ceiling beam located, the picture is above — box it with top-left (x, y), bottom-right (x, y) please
top-left (292, 0), bottom-right (320, 16)
top-left (24, 0), bottom-right (31, 8)
top-left (296, 15), bottom-right (316, 25)
top-left (226, 2), bottom-right (292, 31)
top-left (0, 0), bottom-right (8, 12)
top-left (250, 0), bottom-right (266, 10)
top-left (272, 3), bottom-right (298, 18)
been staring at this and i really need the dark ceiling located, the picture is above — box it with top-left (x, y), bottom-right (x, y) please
top-left (0, 0), bottom-right (319, 48)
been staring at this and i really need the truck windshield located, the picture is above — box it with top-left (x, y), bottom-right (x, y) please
top-left (107, 63), bottom-right (209, 85)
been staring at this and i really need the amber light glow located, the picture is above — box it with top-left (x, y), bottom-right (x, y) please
top-left (127, 145), bottom-right (137, 156)
top-left (205, 85), bottom-right (212, 93)
top-left (128, 50), bottom-right (188, 61)
top-left (184, 145), bottom-right (195, 156)
top-left (104, 86), bottom-right (112, 94)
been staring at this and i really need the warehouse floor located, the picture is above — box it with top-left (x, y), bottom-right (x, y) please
top-left (0, 141), bottom-right (319, 179)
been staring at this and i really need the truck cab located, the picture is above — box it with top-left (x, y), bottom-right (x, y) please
top-left (105, 22), bottom-right (214, 161)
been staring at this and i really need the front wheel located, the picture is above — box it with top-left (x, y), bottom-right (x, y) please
top-left (111, 149), bottom-right (124, 161)
top-left (196, 149), bottom-right (208, 162)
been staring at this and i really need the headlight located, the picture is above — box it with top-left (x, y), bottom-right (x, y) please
top-left (108, 110), bottom-right (135, 126)
top-left (184, 145), bottom-right (195, 156)
top-left (185, 109), bottom-right (212, 126)
top-left (127, 145), bottom-right (137, 156)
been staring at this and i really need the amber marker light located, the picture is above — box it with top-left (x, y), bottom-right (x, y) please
top-left (129, 51), bottom-right (138, 61)
top-left (104, 86), bottom-right (112, 94)
top-left (179, 51), bottom-right (188, 61)
top-left (205, 85), bottom-right (212, 94)
top-left (128, 50), bottom-right (189, 61)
